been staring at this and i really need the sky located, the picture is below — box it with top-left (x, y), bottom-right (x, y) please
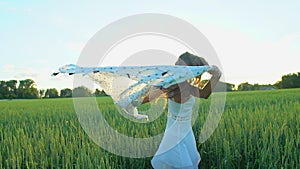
top-left (0, 0), bottom-right (299, 90)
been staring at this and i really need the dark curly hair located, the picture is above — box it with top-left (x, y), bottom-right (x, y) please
top-left (175, 52), bottom-right (209, 88)
top-left (175, 52), bottom-right (208, 66)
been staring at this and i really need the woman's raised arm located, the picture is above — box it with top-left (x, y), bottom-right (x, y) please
top-left (141, 88), bottom-right (164, 104)
top-left (191, 65), bottom-right (222, 99)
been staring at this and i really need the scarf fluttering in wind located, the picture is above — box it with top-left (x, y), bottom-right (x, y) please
top-left (53, 64), bottom-right (212, 120)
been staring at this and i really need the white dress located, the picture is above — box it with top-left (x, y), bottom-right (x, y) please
top-left (151, 96), bottom-right (201, 169)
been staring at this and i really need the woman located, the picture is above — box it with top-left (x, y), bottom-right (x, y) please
top-left (141, 52), bottom-right (222, 169)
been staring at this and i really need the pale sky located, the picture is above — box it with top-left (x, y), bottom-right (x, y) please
top-left (0, 1), bottom-right (299, 90)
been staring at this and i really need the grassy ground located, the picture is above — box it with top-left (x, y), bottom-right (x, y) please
top-left (0, 89), bottom-right (299, 168)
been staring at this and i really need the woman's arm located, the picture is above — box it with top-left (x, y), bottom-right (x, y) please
top-left (142, 65), bottom-right (221, 103)
top-left (141, 88), bottom-right (164, 104)
top-left (191, 65), bottom-right (222, 99)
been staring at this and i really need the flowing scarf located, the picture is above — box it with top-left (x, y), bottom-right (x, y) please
top-left (53, 64), bottom-right (212, 119)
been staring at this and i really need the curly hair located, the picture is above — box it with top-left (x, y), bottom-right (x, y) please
top-left (175, 52), bottom-right (209, 88)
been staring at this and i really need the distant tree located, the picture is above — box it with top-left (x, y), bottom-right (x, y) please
top-left (258, 84), bottom-right (275, 90)
top-left (45, 88), bottom-right (59, 98)
top-left (253, 83), bottom-right (260, 90)
top-left (237, 82), bottom-right (253, 91)
top-left (60, 88), bottom-right (72, 97)
top-left (94, 88), bottom-right (101, 97)
top-left (73, 86), bottom-right (92, 97)
top-left (0, 81), bottom-right (7, 99)
top-left (17, 79), bottom-right (39, 99)
top-left (215, 82), bottom-right (235, 92)
top-left (39, 89), bottom-right (45, 98)
top-left (94, 88), bottom-right (107, 97)
top-left (275, 72), bottom-right (300, 89)
top-left (6, 80), bottom-right (18, 99)
top-left (238, 82), bottom-right (275, 91)
top-left (227, 83), bottom-right (236, 91)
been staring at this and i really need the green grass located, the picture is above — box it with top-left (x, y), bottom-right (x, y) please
top-left (0, 89), bottom-right (299, 168)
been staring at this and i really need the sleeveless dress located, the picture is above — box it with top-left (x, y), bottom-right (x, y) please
top-left (151, 96), bottom-right (201, 169)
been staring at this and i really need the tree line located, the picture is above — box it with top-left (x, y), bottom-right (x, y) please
top-left (0, 72), bottom-right (299, 99)
top-left (0, 79), bottom-right (38, 99)
top-left (0, 79), bottom-right (107, 99)
top-left (237, 72), bottom-right (300, 91)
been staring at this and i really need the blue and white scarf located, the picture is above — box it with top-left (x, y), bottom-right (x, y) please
top-left (53, 64), bottom-right (212, 119)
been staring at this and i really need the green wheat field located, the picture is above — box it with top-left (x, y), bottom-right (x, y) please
top-left (0, 89), bottom-right (299, 169)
